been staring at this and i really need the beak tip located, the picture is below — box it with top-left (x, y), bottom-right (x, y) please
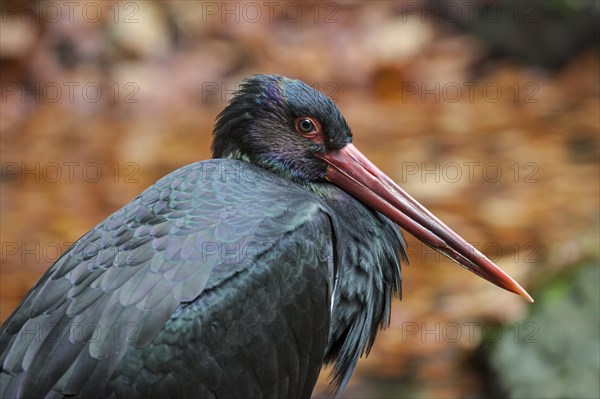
top-left (524, 293), bottom-right (535, 303)
top-left (515, 284), bottom-right (534, 303)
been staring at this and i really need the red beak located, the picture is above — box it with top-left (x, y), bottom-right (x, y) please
top-left (318, 144), bottom-right (533, 303)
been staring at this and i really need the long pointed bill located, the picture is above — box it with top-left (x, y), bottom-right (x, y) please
top-left (318, 144), bottom-right (533, 303)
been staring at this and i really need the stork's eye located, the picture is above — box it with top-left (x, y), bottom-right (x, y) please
top-left (298, 118), bottom-right (315, 133)
top-left (294, 116), bottom-right (323, 142)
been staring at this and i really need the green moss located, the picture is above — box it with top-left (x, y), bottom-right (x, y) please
top-left (487, 265), bottom-right (600, 399)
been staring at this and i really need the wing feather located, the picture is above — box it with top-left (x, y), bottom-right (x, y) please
top-left (1, 160), bottom-right (335, 398)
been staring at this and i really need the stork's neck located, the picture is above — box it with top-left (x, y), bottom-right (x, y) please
top-left (310, 184), bottom-right (405, 392)
top-left (222, 149), bottom-right (251, 163)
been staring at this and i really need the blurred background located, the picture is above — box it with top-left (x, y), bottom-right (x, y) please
top-left (1, 1), bottom-right (598, 398)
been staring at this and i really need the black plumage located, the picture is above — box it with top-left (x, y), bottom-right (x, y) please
top-left (1, 74), bottom-right (531, 398)
top-left (0, 76), bottom-right (403, 398)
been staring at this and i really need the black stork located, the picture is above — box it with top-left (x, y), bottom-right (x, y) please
top-left (0, 74), bottom-right (532, 398)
